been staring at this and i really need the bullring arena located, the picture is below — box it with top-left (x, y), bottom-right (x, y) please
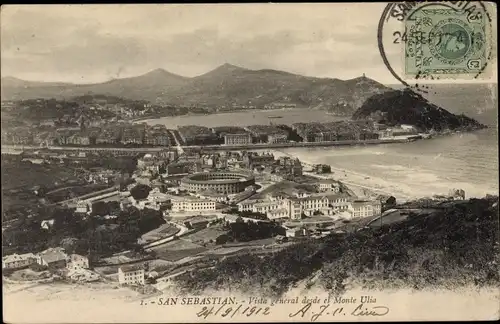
top-left (180, 171), bottom-right (255, 194)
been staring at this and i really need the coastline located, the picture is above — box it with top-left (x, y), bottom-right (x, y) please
top-left (269, 140), bottom-right (498, 202)
top-left (270, 149), bottom-right (424, 203)
top-left (0, 138), bottom-right (421, 155)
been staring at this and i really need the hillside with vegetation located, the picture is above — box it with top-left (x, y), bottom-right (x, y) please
top-left (2, 202), bottom-right (165, 258)
top-left (173, 196), bottom-right (499, 297)
top-left (352, 88), bottom-right (487, 131)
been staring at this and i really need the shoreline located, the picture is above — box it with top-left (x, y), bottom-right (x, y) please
top-left (270, 149), bottom-right (424, 203)
top-left (0, 138), bottom-right (417, 155)
top-left (270, 146), bottom-right (498, 202)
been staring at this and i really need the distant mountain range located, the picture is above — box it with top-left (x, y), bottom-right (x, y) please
top-left (1, 64), bottom-right (390, 113)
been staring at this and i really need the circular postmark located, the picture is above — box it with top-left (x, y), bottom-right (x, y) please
top-left (377, 1), bottom-right (494, 90)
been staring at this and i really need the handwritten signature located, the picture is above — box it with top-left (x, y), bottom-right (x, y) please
top-left (289, 302), bottom-right (390, 322)
top-left (194, 301), bottom-right (389, 321)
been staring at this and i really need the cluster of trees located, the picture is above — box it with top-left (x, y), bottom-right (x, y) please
top-left (91, 201), bottom-right (121, 216)
top-left (175, 197), bottom-right (499, 297)
top-left (81, 156), bottom-right (138, 175)
top-left (2, 98), bottom-right (117, 124)
top-left (215, 220), bottom-right (285, 244)
top-left (2, 203), bottom-right (166, 257)
top-left (235, 210), bottom-right (268, 220)
top-left (130, 184), bottom-right (152, 200)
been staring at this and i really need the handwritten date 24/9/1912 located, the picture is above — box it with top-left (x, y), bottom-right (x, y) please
top-left (193, 302), bottom-right (389, 321)
top-left (289, 302), bottom-right (390, 322)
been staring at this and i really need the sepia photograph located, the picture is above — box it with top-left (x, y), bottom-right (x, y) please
top-left (1, 2), bottom-right (499, 323)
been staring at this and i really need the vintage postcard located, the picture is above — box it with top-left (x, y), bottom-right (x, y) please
top-left (1, 2), bottom-right (499, 323)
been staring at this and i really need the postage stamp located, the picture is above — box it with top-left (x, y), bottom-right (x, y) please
top-left (405, 7), bottom-right (488, 77)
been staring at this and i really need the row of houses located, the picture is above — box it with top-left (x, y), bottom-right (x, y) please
top-left (8, 123), bottom-right (173, 147)
top-left (244, 125), bottom-right (289, 144)
top-left (177, 124), bottom-right (290, 146)
top-left (291, 120), bottom-right (379, 143)
top-left (3, 249), bottom-right (147, 286)
top-left (2, 248), bottom-right (89, 271)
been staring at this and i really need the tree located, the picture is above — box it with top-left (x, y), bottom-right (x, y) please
top-left (60, 237), bottom-right (89, 255)
top-left (92, 201), bottom-right (110, 216)
top-left (130, 184), bottom-right (152, 200)
top-left (216, 234), bottom-right (232, 245)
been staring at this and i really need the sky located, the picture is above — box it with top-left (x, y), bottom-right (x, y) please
top-left (0, 3), bottom-right (497, 84)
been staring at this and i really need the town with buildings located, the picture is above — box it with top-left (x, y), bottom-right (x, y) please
top-left (1, 95), bottom-right (424, 150)
top-left (0, 52), bottom-right (484, 301)
top-left (1, 118), bottom-right (422, 148)
top-left (2, 3), bottom-right (499, 321)
top-left (2, 74), bottom-right (482, 302)
top-left (1, 88), bottom-right (471, 294)
top-left (2, 126), bottom-right (469, 292)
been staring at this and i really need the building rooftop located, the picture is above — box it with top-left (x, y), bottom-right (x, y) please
top-left (268, 208), bottom-right (288, 215)
top-left (253, 201), bottom-right (281, 208)
top-left (2, 253), bottom-right (36, 263)
top-left (119, 263), bottom-right (145, 273)
top-left (318, 179), bottom-right (337, 184)
top-left (351, 200), bottom-right (381, 207)
top-left (171, 195), bottom-right (214, 202)
top-left (40, 251), bottom-right (67, 264)
top-left (224, 214), bottom-right (242, 222)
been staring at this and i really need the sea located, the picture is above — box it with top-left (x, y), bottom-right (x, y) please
top-left (141, 84), bottom-right (498, 199)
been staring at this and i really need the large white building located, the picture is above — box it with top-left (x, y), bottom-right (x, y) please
top-left (267, 133), bottom-right (288, 144)
top-left (2, 253), bottom-right (37, 269)
top-left (224, 133), bottom-right (252, 145)
top-left (171, 197), bottom-right (216, 212)
top-left (37, 248), bottom-right (68, 269)
top-left (267, 208), bottom-right (289, 220)
top-left (237, 192), bottom-right (381, 220)
top-left (66, 254), bottom-right (90, 271)
top-left (118, 264), bottom-right (145, 286)
top-left (348, 200), bottom-right (382, 218)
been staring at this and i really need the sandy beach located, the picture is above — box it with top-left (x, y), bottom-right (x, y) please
top-left (270, 150), bottom-right (417, 202)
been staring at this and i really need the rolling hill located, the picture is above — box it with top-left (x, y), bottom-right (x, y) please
top-left (1, 64), bottom-right (390, 114)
